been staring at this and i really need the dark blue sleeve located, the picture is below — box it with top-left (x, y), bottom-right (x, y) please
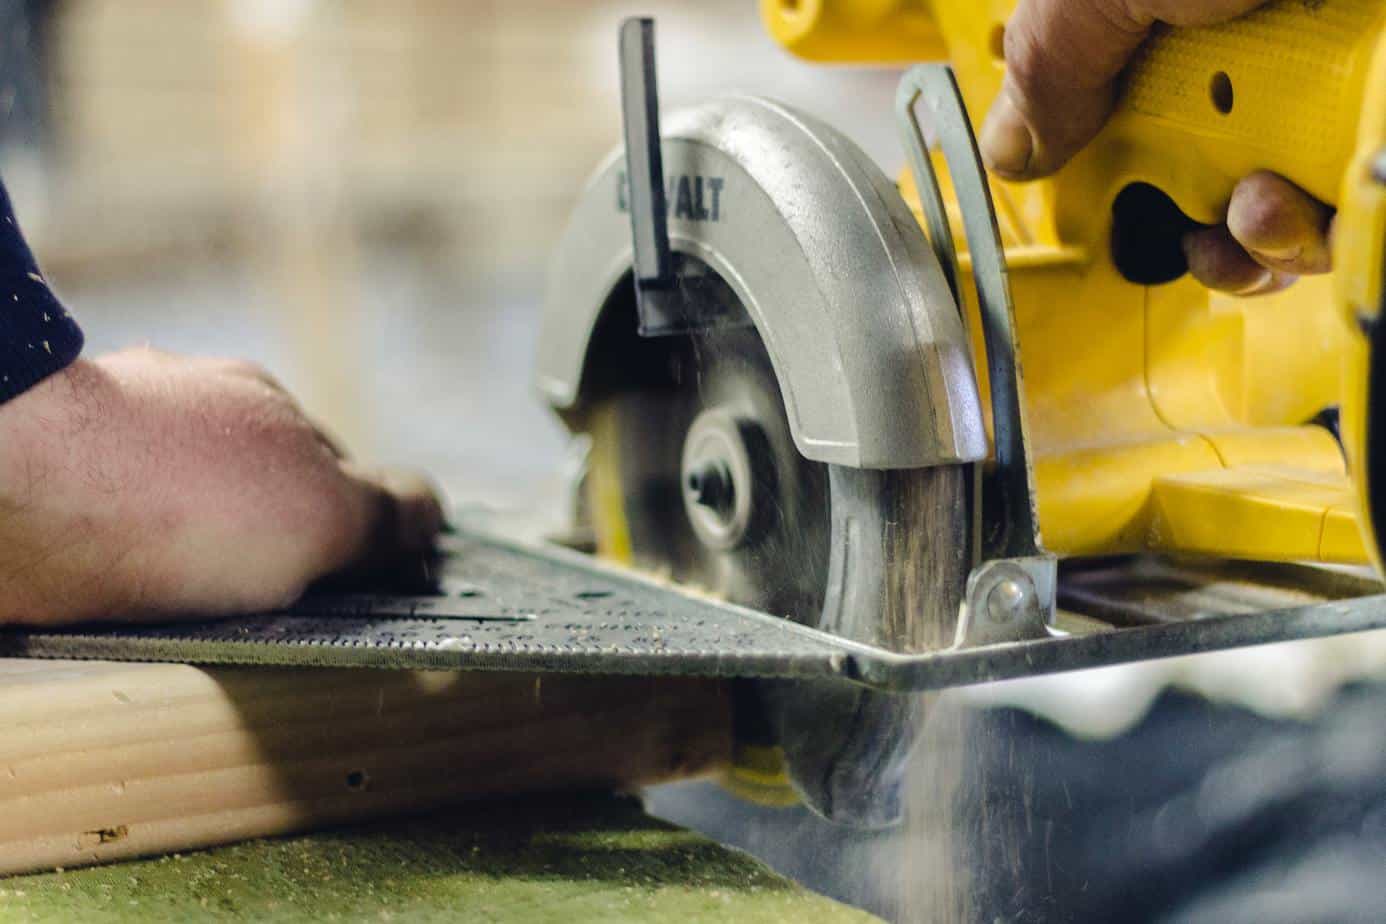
top-left (0, 177), bottom-right (83, 403)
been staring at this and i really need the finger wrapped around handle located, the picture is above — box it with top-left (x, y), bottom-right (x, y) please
top-left (1111, 0), bottom-right (1383, 220)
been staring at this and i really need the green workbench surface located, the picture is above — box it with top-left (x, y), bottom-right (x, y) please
top-left (0, 792), bottom-right (878, 922)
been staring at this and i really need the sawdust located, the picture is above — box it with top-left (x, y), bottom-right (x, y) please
top-left (899, 696), bottom-right (971, 923)
top-left (2, 792), bottom-right (879, 922)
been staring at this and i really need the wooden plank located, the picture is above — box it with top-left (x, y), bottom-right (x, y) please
top-left (0, 659), bottom-right (731, 876)
top-left (1, 790), bottom-right (879, 922)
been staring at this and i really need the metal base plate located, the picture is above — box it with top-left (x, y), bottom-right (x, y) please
top-left (5, 526), bottom-right (1386, 691)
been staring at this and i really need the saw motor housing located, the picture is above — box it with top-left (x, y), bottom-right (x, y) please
top-left (767, 0), bottom-right (1386, 568)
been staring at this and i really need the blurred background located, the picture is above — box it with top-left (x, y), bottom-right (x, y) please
top-left (0, 0), bottom-right (900, 511)
top-left (8, 2), bottom-right (1386, 921)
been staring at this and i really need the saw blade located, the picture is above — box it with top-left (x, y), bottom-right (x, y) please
top-left (598, 322), bottom-right (831, 626)
top-left (580, 266), bottom-right (970, 825)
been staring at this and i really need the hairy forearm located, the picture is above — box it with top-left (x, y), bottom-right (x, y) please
top-left (0, 359), bottom-right (163, 622)
top-left (0, 351), bottom-right (442, 626)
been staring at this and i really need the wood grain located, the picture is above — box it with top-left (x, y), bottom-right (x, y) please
top-left (0, 659), bottom-right (732, 876)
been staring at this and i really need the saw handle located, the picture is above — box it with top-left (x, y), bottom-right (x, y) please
top-left (1098, 0), bottom-right (1384, 224)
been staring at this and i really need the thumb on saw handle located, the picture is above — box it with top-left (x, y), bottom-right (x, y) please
top-left (1098, 0), bottom-right (1384, 225)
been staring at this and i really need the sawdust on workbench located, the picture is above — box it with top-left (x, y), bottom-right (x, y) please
top-left (1, 792), bottom-right (879, 922)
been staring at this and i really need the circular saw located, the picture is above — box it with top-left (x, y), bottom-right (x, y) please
top-left (535, 20), bottom-right (982, 825)
top-left (532, 9), bottom-right (1386, 826)
top-left (7, 4), bottom-right (1385, 835)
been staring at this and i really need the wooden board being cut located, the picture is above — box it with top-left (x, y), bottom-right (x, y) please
top-left (0, 658), bottom-right (732, 876)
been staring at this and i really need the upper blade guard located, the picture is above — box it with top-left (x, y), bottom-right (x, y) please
top-left (534, 95), bottom-right (986, 471)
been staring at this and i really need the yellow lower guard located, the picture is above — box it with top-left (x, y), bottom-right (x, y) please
top-left (718, 744), bottom-right (799, 808)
